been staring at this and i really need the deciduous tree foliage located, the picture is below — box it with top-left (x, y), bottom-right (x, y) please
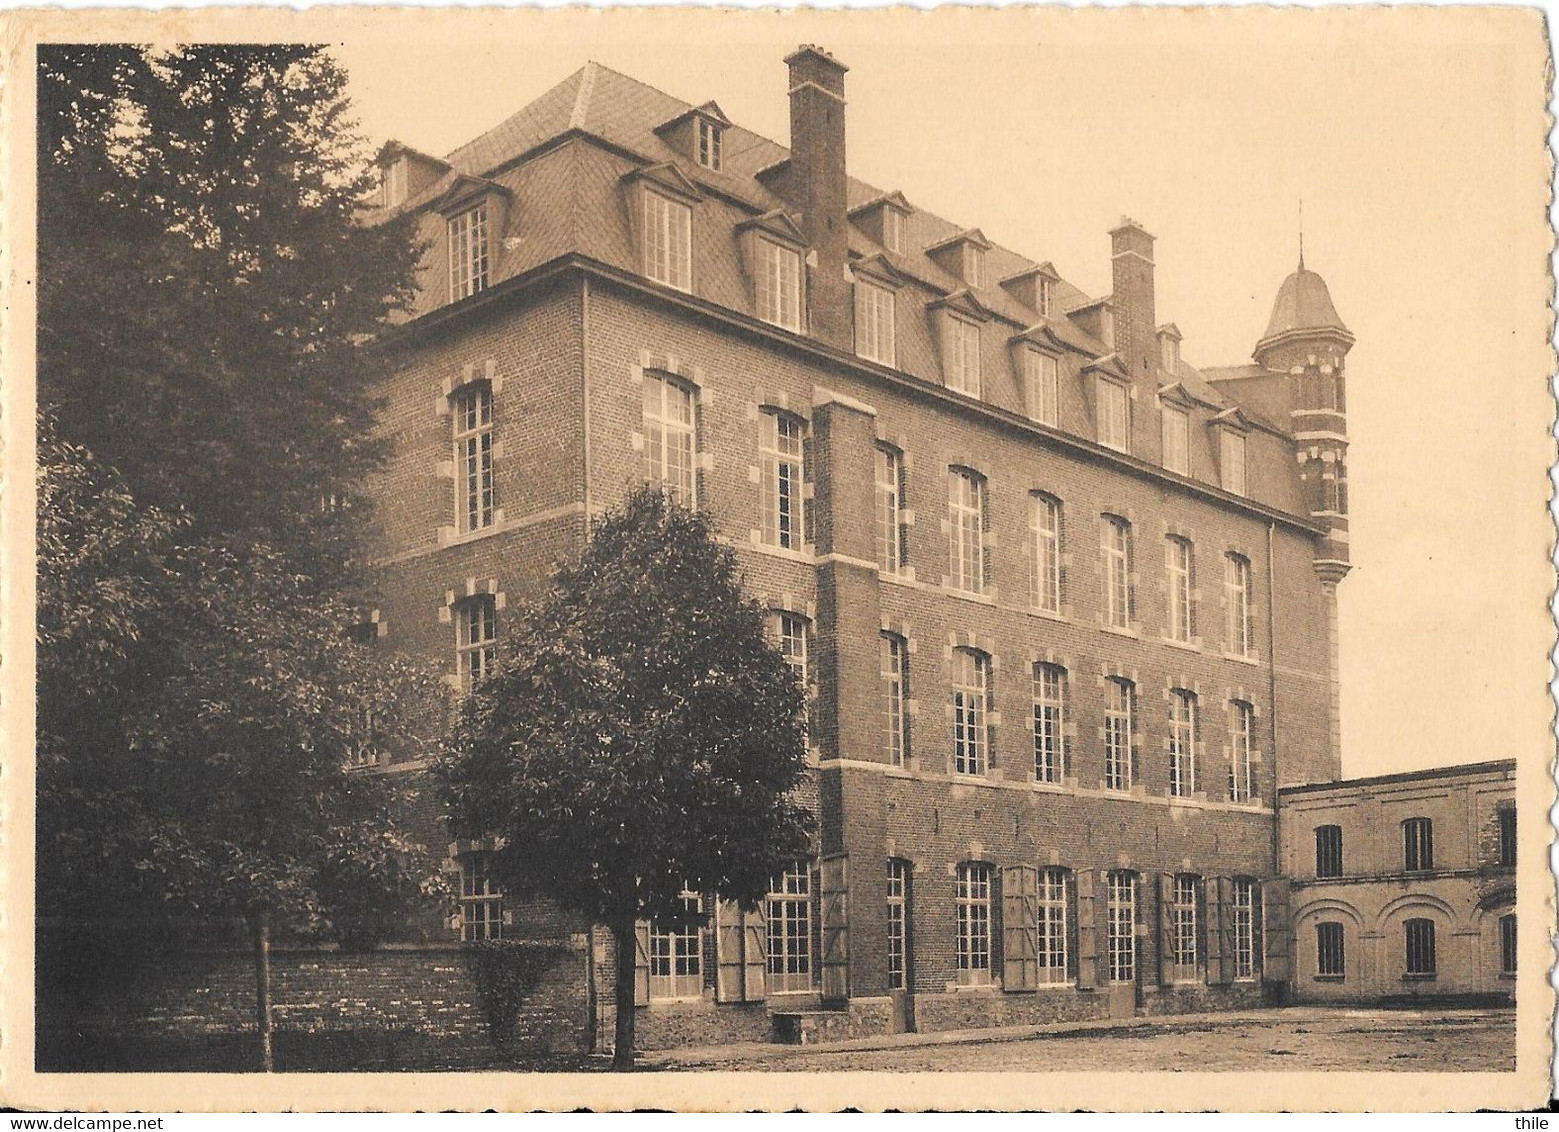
top-left (35, 45), bottom-right (434, 1070)
top-left (440, 489), bottom-right (815, 1068)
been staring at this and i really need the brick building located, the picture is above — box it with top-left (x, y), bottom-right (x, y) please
top-left (360, 45), bottom-right (1364, 1045)
top-left (1276, 760), bottom-right (1517, 1005)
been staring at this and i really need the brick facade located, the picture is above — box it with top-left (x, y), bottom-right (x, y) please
top-left (354, 44), bottom-right (1369, 1051)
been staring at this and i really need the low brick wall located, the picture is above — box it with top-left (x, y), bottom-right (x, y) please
top-left (39, 942), bottom-right (591, 1072)
top-left (914, 988), bottom-right (1110, 1033)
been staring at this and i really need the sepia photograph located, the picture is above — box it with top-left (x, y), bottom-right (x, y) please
top-left (3, 4), bottom-right (1553, 1113)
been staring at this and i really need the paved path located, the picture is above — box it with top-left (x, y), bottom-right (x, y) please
top-left (648, 1007), bottom-right (1515, 1073)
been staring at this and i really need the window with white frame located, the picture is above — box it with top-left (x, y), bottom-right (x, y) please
top-left (948, 468), bottom-right (987, 594)
top-left (1166, 536), bottom-right (1195, 643)
top-left (1500, 913), bottom-right (1517, 976)
top-left (766, 863), bottom-right (812, 992)
top-left (875, 444), bottom-right (906, 574)
top-left (887, 859), bottom-right (910, 990)
top-left (1316, 921), bottom-right (1345, 976)
top-left (1025, 350), bottom-right (1060, 427)
top-left (1161, 335), bottom-right (1180, 375)
top-left (649, 889), bottom-right (703, 999)
top-left (643, 189), bottom-right (693, 292)
top-left (1229, 700), bottom-right (1256, 803)
top-left (1033, 663), bottom-right (1065, 784)
top-left (459, 851), bottom-right (503, 941)
top-left (695, 117), bottom-right (723, 171)
top-left (448, 202), bottom-right (490, 301)
top-left (952, 648), bottom-right (992, 777)
top-left (1038, 867), bottom-right (1069, 985)
top-left (774, 611), bottom-right (809, 691)
top-left (760, 410), bottom-right (806, 550)
top-left (1102, 516), bottom-right (1133, 630)
top-left (642, 372), bottom-right (696, 506)
top-left (1107, 871), bottom-right (1136, 983)
top-left (1221, 429), bottom-right (1248, 495)
top-left (882, 207), bottom-right (905, 255)
top-left (1172, 875), bottom-right (1200, 971)
top-left (881, 633), bottom-right (909, 767)
top-left (1104, 677), bottom-right (1134, 791)
top-left (1097, 378), bottom-right (1130, 452)
top-left (955, 862), bottom-right (993, 983)
top-left (1030, 493), bottom-right (1062, 614)
top-left (1404, 917), bottom-right (1436, 976)
top-left (757, 238), bottom-right (802, 331)
top-left (1403, 817), bottom-right (1434, 872)
top-left (1161, 405), bottom-right (1190, 475)
top-left (1168, 690), bottom-right (1197, 797)
top-left (1225, 554), bottom-right (1253, 657)
top-left (453, 383), bottom-right (494, 534)
top-left (855, 279), bottom-right (897, 366)
top-left (1232, 878), bottom-right (1260, 978)
top-left (945, 316), bottom-right (982, 397)
top-left (382, 158), bottom-right (408, 207)
top-left (456, 596), bottom-right (497, 691)
top-left (1036, 275), bottom-right (1054, 317)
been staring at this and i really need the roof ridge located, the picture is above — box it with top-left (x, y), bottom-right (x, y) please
top-left (568, 60), bottom-right (600, 131)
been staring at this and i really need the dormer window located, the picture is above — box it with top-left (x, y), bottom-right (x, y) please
top-left (1097, 377), bottom-right (1130, 453)
top-left (382, 157), bottom-right (408, 207)
top-left (882, 207), bottom-right (906, 255)
top-left (945, 315), bottom-right (981, 397)
top-left (1161, 335), bottom-right (1179, 374)
top-left (696, 117), bottom-right (724, 172)
top-left (963, 244), bottom-right (985, 289)
top-left (449, 202), bottom-right (490, 301)
top-left (1036, 275), bottom-right (1054, 317)
top-left (757, 238), bottom-right (802, 331)
top-left (644, 189), bottom-right (693, 292)
top-left (1220, 429), bottom-right (1247, 495)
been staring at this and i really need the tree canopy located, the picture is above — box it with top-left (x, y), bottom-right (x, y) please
top-left (440, 488), bottom-right (815, 1065)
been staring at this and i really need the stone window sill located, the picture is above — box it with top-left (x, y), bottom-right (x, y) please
top-left (1402, 972), bottom-right (1437, 981)
top-left (1314, 974), bottom-right (1346, 983)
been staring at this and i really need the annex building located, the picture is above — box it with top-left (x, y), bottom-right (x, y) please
top-left (343, 45), bottom-right (1508, 1051)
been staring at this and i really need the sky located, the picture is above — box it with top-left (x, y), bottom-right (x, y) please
top-left (330, 7), bottom-right (1553, 779)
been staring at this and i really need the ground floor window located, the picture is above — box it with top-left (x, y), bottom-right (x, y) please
top-left (1171, 875), bottom-right (1200, 972)
top-left (1037, 868), bottom-right (1069, 985)
top-left (1499, 913), bottom-right (1517, 976)
top-left (767, 864), bottom-right (812, 993)
top-left (955, 862), bottom-right (994, 984)
top-left (459, 851), bottom-right (503, 941)
top-left (887, 859), bottom-right (910, 990)
top-left (1231, 879), bottom-right (1261, 978)
top-left (1316, 921), bottom-right (1344, 977)
top-left (1107, 871), bottom-right (1136, 983)
top-left (649, 890), bottom-right (703, 1000)
top-left (1404, 917), bottom-right (1436, 976)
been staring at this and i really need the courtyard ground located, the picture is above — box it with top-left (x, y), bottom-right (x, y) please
top-left (647, 1006), bottom-right (1515, 1074)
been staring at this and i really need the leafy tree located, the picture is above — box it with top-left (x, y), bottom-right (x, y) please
top-left (440, 489), bottom-right (815, 1069)
top-left (35, 45), bottom-right (433, 1071)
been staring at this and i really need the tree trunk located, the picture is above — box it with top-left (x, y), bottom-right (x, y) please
top-left (611, 918), bottom-right (637, 1071)
top-left (252, 911), bottom-right (275, 1073)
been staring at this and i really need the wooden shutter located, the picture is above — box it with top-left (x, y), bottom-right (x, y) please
top-left (1262, 878), bottom-right (1291, 982)
top-left (1002, 865), bottom-right (1039, 992)
top-left (1206, 877), bottom-right (1229, 985)
top-left (714, 900), bottom-right (746, 1003)
top-left (820, 855), bottom-right (850, 1002)
top-left (742, 904), bottom-right (768, 1000)
top-left (633, 920), bottom-right (651, 1007)
top-left (1157, 873), bottom-right (1176, 987)
top-left (1076, 868), bottom-right (1098, 989)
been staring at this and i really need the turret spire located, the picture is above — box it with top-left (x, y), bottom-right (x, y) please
top-left (1298, 198), bottom-right (1305, 270)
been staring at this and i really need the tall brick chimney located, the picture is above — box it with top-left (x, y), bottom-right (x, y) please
top-left (785, 45), bottom-right (851, 349)
top-left (1109, 218), bottom-right (1156, 380)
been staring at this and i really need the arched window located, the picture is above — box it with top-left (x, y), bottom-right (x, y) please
top-left (1106, 871), bottom-right (1137, 983)
top-left (952, 648), bottom-right (992, 776)
top-left (1171, 875), bottom-right (1201, 970)
top-left (1231, 878), bottom-right (1261, 978)
top-left (1168, 690), bottom-right (1198, 797)
top-left (1101, 516), bottom-right (1134, 629)
top-left (1224, 554), bottom-right (1253, 657)
top-left (949, 468), bottom-right (988, 594)
top-left (642, 372), bottom-right (697, 505)
top-left (1104, 677), bottom-right (1135, 791)
top-left (1029, 493), bottom-right (1062, 613)
top-left (1165, 536), bottom-right (1195, 643)
top-left (452, 381), bottom-right (495, 534)
top-left (1404, 917), bottom-right (1436, 975)
top-left (1402, 817), bottom-right (1434, 872)
top-left (1037, 867), bottom-right (1070, 985)
top-left (1228, 700), bottom-right (1256, 802)
top-left (1032, 663), bottom-right (1066, 784)
top-left (760, 410), bottom-right (806, 549)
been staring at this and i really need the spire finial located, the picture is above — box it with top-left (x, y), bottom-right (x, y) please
top-left (1298, 198), bottom-right (1305, 270)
